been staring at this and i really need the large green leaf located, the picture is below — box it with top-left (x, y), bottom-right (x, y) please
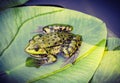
top-left (91, 38), bottom-right (120, 83)
top-left (0, 0), bottom-right (29, 11)
top-left (0, 6), bottom-right (107, 83)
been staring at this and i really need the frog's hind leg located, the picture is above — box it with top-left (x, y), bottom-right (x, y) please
top-left (43, 24), bottom-right (73, 33)
top-left (61, 35), bottom-right (82, 64)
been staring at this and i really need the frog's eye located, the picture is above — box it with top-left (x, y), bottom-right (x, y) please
top-left (34, 45), bottom-right (40, 51)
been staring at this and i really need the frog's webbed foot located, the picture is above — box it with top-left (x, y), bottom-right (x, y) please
top-left (36, 54), bottom-right (57, 65)
top-left (43, 24), bottom-right (73, 33)
top-left (61, 35), bottom-right (82, 67)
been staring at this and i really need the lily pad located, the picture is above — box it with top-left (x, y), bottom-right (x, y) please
top-left (91, 38), bottom-right (120, 83)
top-left (0, 0), bottom-right (29, 11)
top-left (0, 6), bottom-right (107, 83)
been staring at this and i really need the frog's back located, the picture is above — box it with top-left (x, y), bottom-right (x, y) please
top-left (40, 32), bottom-right (73, 48)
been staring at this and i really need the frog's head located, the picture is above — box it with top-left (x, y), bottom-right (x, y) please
top-left (25, 34), bottom-right (47, 58)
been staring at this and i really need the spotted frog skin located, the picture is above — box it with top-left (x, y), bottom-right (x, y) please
top-left (25, 24), bottom-right (82, 65)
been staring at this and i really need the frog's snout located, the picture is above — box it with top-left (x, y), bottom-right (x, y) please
top-left (25, 46), bottom-right (47, 55)
top-left (25, 46), bottom-right (31, 54)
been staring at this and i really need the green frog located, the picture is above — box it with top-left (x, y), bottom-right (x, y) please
top-left (25, 24), bottom-right (82, 66)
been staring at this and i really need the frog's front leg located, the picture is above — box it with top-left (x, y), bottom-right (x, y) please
top-left (37, 54), bottom-right (57, 65)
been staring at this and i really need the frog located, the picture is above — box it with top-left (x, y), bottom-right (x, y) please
top-left (25, 24), bottom-right (82, 66)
